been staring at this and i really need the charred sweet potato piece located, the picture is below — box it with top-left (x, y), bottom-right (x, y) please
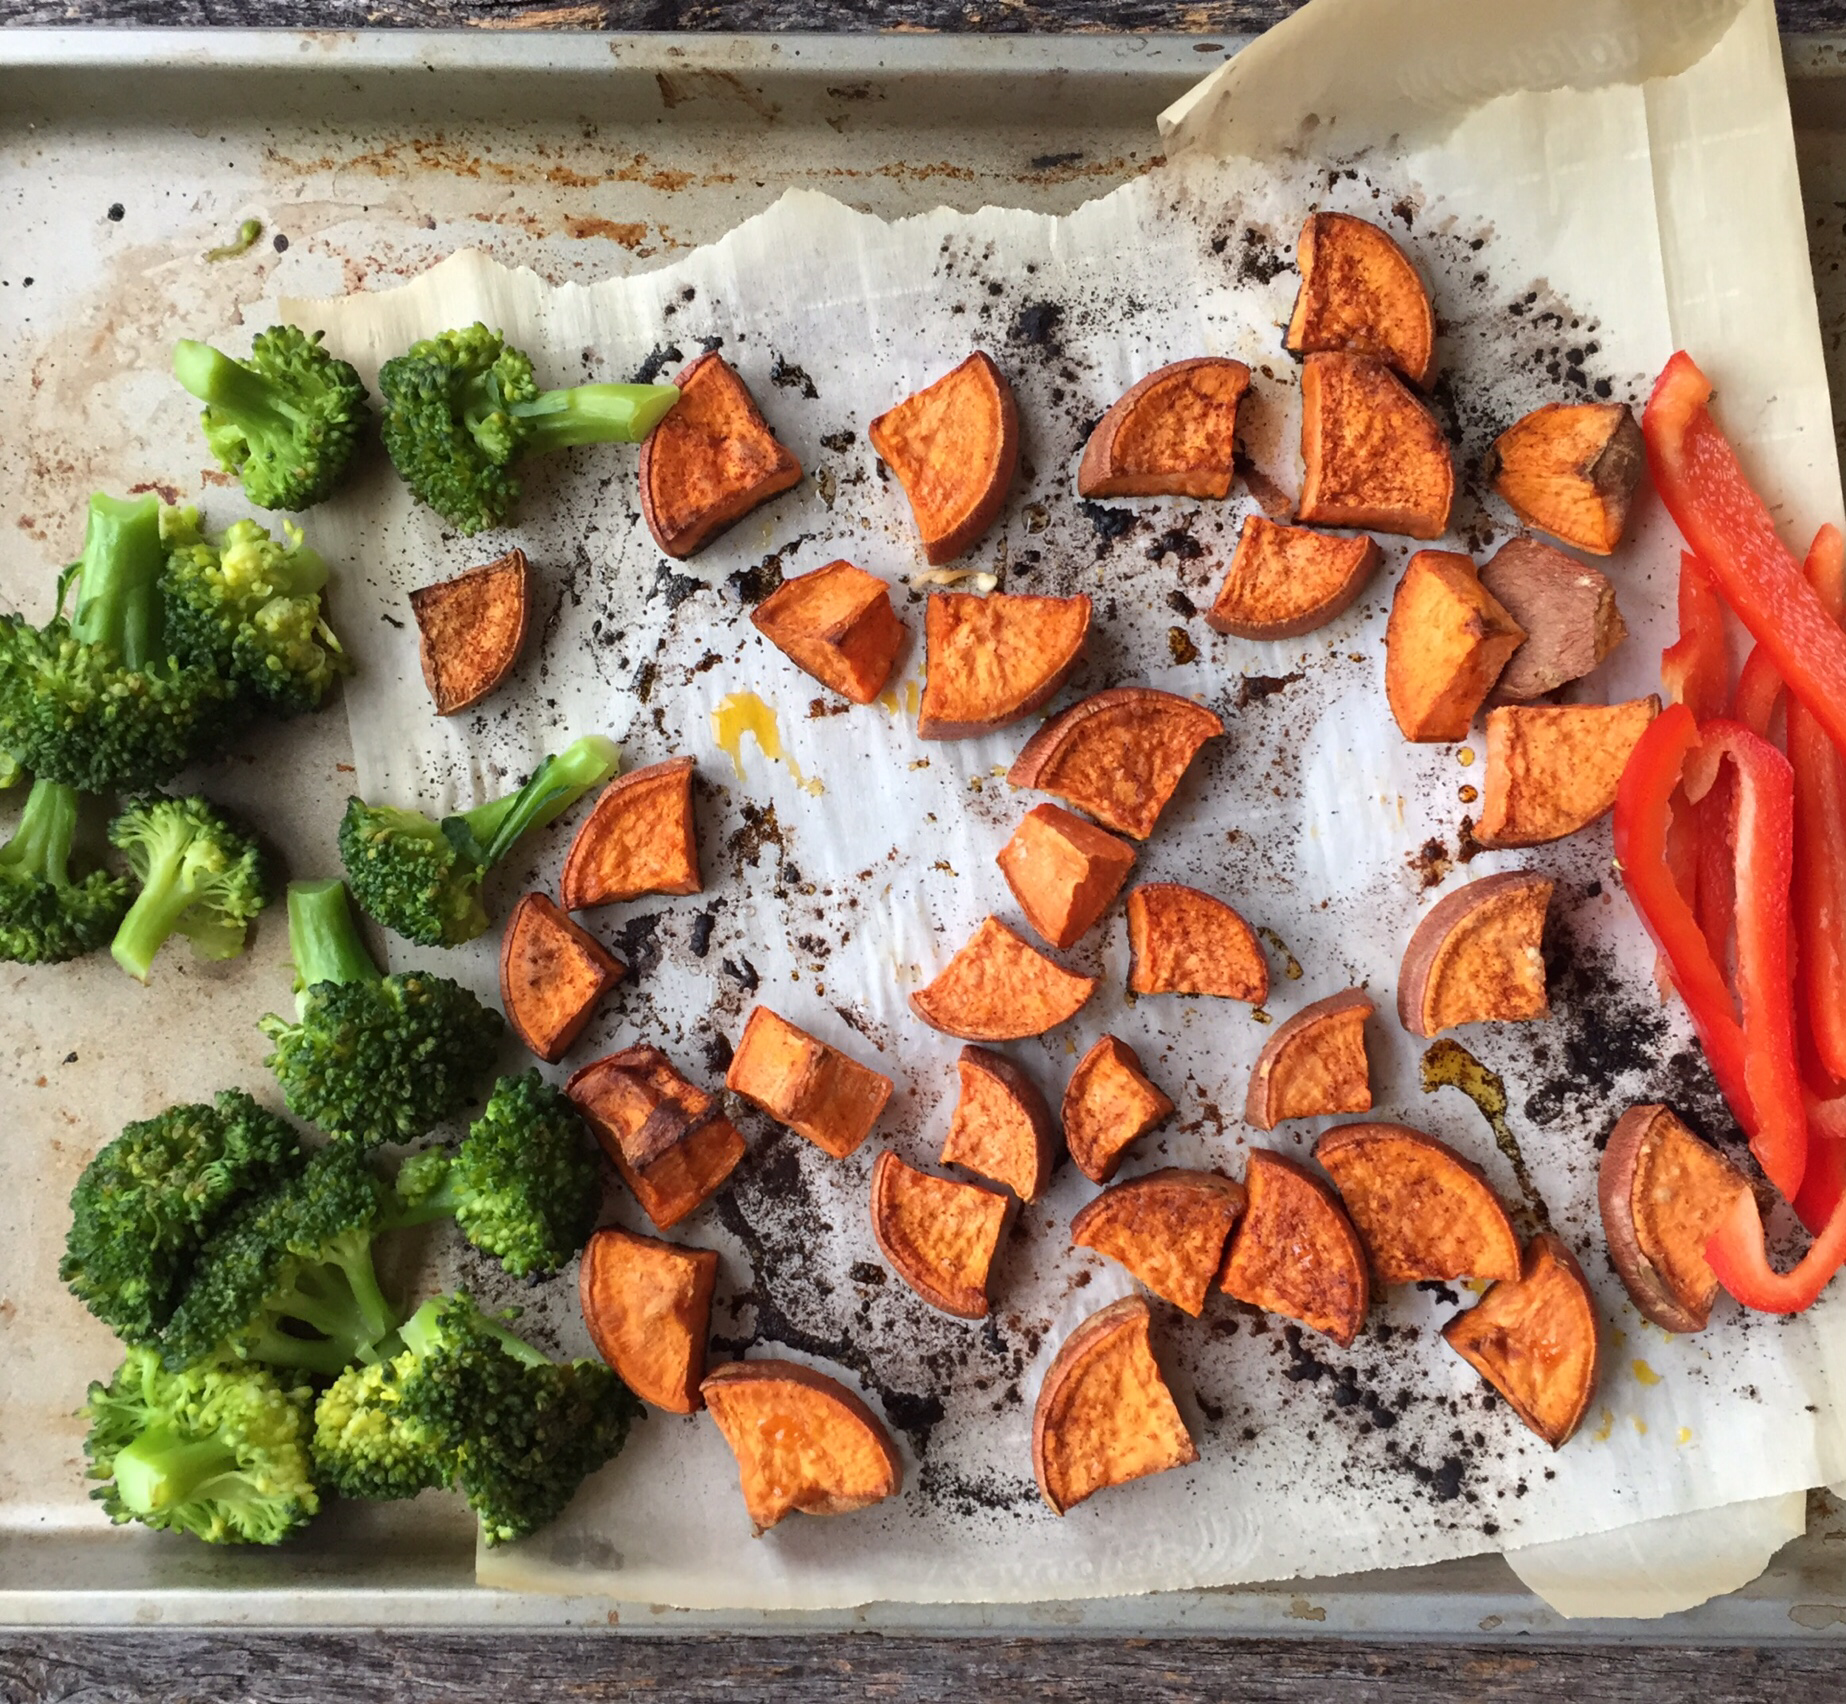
top-left (1076, 358), bottom-right (1251, 500)
top-left (1218, 1149), bottom-right (1369, 1347)
top-left (996, 803), bottom-right (1135, 951)
top-left (639, 351), bottom-right (802, 559)
top-left (1475, 698), bottom-right (1660, 848)
top-left (1398, 871), bottom-right (1553, 1038)
top-left (1442, 1233), bottom-right (1601, 1448)
top-left (1127, 883), bottom-right (1268, 1004)
top-left (1285, 212), bottom-right (1437, 388)
top-left (909, 915), bottom-right (1097, 1041)
top-left (1314, 1122), bottom-right (1521, 1285)
top-left (1244, 987), bottom-right (1373, 1130)
top-left (409, 548), bottom-right (530, 715)
top-left (868, 352), bottom-right (1018, 564)
top-left (1062, 1035), bottom-right (1175, 1184)
top-left (499, 892), bottom-right (625, 1064)
top-left (869, 1149), bottom-right (1011, 1319)
top-left (1206, 516), bottom-right (1382, 641)
top-left (1484, 401), bottom-right (1644, 556)
top-left (1600, 1104), bottom-right (1750, 1333)
top-left (560, 755), bottom-right (700, 911)
top-left (750, 559), bottom-right (906, 705)
top-left (1069, 1168), bottom-right (1246, 1316)
top-left (940, 1045), bottom-right (1058, 1202)
top-left (1031, 1294), bottom-right (1197, 1515)
top-left (1478, 538), bottom-right (1626, 702)
top-left (1385, 550), bottom-right (1526, 743)
top-left (917, 591), bottom-right (1091, 739)
top-left (1297, 353), bottom-right (1453, 538)
top-left (1008, 687), bottom-right (1223, 841)
top-left (579, 1226), bottom-right (719, 1414)
top-left (701, 1360), bottom-right (903, 1532)
top-left (725, 1004), bottom-right (893, 1160)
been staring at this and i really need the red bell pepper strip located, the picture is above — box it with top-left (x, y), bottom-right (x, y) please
top-left (1795, 1092), bottom-right (1846, 1234)
top-left (1790, 525), bottom-right (1846, 1083)
top-left (1731, 643), bottom-right (1784, 739)
top-left (1660, 551), bottom-right (1730, 719)
top-left (1705, 1184), bottom-right (1846, 1314)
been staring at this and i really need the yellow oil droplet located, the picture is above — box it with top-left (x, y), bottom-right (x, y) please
top-left (1457, 747), bottom-right (1476, 767)
top-left (904, 680), bottom-right (920, 718)
top-left (1632, 1359), bottom-right (1661, 1386)
top-left (710, 692), bottom-right (823, 796)
top-left (1459, 784), bottom-right (1479, 804)
top-left (1632, 1415), bottom-right (1648, 1436)
top-left (877, 686), bottom-right (900, 713)
top-left (1592, 1408), bottom-right (1614, 1442)
top-left (1464, 1278), bottom-right (1490, 1295)
top-left (1677, 1426), bottom-right (1693, 1446)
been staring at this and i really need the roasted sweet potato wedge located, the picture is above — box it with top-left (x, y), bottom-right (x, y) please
top-left (868, 351), bottom-right (1018, 564)
top-left (1385, 550), bottom-right (1526, 743)
top-left (1206, 516), bottom-right (1382, 640)
top-left (1245, 987), bottom-right (1373, 1130)
top-left (1475, 698), bottom-right (1660, 848)
top-left (725, 1004), bottom-right (893, 1160)
top-left (1218, 1149), bottom-right (1369, 1346)
top-left (1297, 352), bottom-right (1453, 538)
top-left (750, 559), bottom-right (906, 705)
top-left (996, 803), bottom-right (1135, 951)
top-left (1062, 1035), bottom-right (1175, 1185)
top-left (1442, 1233), bottom-right (1601, 1448)
top-left (869, 1149), bottom-right (1011, 1319)
top-left (1008, 687), bottom-right (1223, 841)
top-left (499, 892), bottom-right (626, 1064)
top-left (1285, 212), bottom-right (1437, 388)
top-left (1127, 883), bottom-right (1268, 1004)
top-left (940, 1045), bottom-right (1058, 1202)
top-left (1069, 1168), bottom-right (1246, 1316)
top-left (1398, 871), bottom-right (1554, 1038)
top-left (701, 1359), bottom-right (903, 1532)
top-left (917, 591), bottom-right (1091, 739)
top-left (579, 1226), bottom-right (719, 1414)
top-left (1484, 401), bottom-right (1644, 556)
top-left (560, 755), bottom-right (700, 912)
top-left (1032, 1294), bottom-right (1197, 1515)
top-left (909, 915), bottom-right (1097, 1041)
top-left (409, 548), bottom-right (531, 716)
top-left (1478, 538), bottom-right (1626, 702)
top-left (1314, 1122), bottom-right (1520, 1285)
top-left (639, 351), bottom-right (802, 559)
top-left (1599, 1104), bottom-right (1750, 1333)
top-left (1076, 357), bottom-right (1251, 500)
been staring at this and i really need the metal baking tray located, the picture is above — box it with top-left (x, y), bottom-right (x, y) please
top-left (4, 25), bottom-right (1846, 1640)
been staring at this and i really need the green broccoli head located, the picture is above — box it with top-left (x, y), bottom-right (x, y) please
top-left (107, 793), bottom-right (271, 982)
top-left (0, 776), bottom-right (131, 963)
top-left (310, 1354), bottom-right (455, 1503)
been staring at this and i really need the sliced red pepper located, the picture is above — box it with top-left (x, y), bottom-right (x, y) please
top-left (1795, 1093), bottom-right (1846, 1234)
top-left (1790, 524), bottom-right (1846, 1083)
top-left (1731, 643), bottom-right (1784, 739)
top-left (1660, 551), bottom-right (1730, 719)
top-left (1706, 1184), bottom-right (1846, 1314)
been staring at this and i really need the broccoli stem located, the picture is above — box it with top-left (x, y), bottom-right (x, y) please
top-left (110, 1425), bottom-right (246, 1515)
top-left (284, 879), bottom-right (382, 1008)
top-left (111, 826), bottom-right (204, 983)
top-left (0, 778), bottom-right (79, 885)
top-left (400, 1296), bottom-right (550, 1369)
top-left (508, 384), bottom-right (680, 454)
top-left (457, 736), bottom-right (620, 869)
top-left (173, 340), bottom-right (301, 436)
top-left (71, 493), bottom-right (165, 668)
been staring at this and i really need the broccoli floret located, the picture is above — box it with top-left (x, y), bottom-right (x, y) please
top-left (84, 1347), bottom-right (319, 1545)
top-left (173, 327), bottom-right (369, 513)
top-left (0, 751), bottom-right (22, 789)
top-left (258, 879), bottom-right (503, 1146)
top-left (339, 735), bottom-right (618, 947)
top-left (377, 323), bottom-right (679, 535)
top-left (107, 793), bottom-right (271, 982)
top-left (0, 776), bottom-right (131, 963)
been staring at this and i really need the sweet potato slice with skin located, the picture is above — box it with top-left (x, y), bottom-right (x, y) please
top-left (868, 352), bottom-right (1019, 565)
top-left (996, 803), bottom-right (1135, 951)
top-left (613, 1120), bottom-right (746, 1231)
top-left (1076, 358), bottom-right (1251, 500)
top-left (917, 591), bottom-right (1092, 739)
top-left (909, 915), bottom-right (1097, 1041)
top-left (1442, 1233), bottom-right (1601, 1448)
top-left (869, 1150), bottom-right (1011, 1319)
top-left (1484, 401), bottom-right (1644, 556)
top-left (1398, 871), bottom-right (1553, 1038)
top-left (1127, 883), bottom-right (1268, 1004)
top-left (499, 892), bottom-right (625, 1064)
top-left (1218, 1149), bottom-right (1370, 1347)
top-left (940, 1045), bottom-right (1058, 1202)
top-left (1245, 987), bottom-right (1373, 1130)
top-left (1285, 212), bottom-right (1437, 389)
top-left (1032, 1295), bottom-right (1198, 1516)
top-left (1070, 1168), bottom-right (1246, 1316)
top-left (1475, 698), bottom-right (1660, 849)
top-left (639, 352), bottom-right (802, 560)
top-left (1206, 516), bottom-right (1382, 641)
top-left (579, 1226), bottom-right (718, 1414)
top-left (750, 559), bottom-right (905, 705)
top-left (701, 1360), bottom-right (902, 1532)
top-left (1008, 687), bottom-right (1223, 841)
top-left (1314, 1122), bottom-right (1520, 1286)
top-left (560, 755), bottom-right (700, 911)
top-left (1062, 1035), bottom-right (1175, 1185)
top-left (1385, 550), bottom-right (1526, 743)
top-left (1297, 352), bottom-right (1453, 538)
top-left (1600, 1104), bottom-right (1750, 1333)
top-left (725, 1004), bottom-right (893, 1160)
top-left (409, 548), bottom-right (530, 716)
top-left (1479, 538), bottom-right (1626, 702)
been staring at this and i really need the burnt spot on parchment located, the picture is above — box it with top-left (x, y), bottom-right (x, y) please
top-left (768, 351), bottom-right (819, 399)
top-left (632, 343), bottom-right (684, 384)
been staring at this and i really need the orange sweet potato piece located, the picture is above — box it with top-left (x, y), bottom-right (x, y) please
top-left (409, 548), bottom-right (530, 716)
top-left (1244, 987), bottom-right (1373, 1130)
top-left (560, 755), bottom-right (700, 911)
top-left (917, 591), bottom-right (1091, 739)
top-left (909, 915), bottom-right (1097, 1041)
top-left (1069, 1168), bottom-right (1246, 1316)
top-left (1398, 871), bottom-right (1554, 1038)
top-left (868, 352), bottom-right (1018, 564)
top-left (940, 1045), bottom-right (1058, 1202)
top-left (1285, 211), bottom-right (1437, 388)
top-left (750, 559), bottom-right (906, 705)
top-left (1385, 550), bottom-right (1526, 743)
top-left (579, 1226), bottom-right (719, 1414)
top-left (1206, 516), bottom-right (1382, 641)
top-left (869, 1149), bottom-right (1012, 1319)
top-left (724, 1004), bottom-right (893, 1160)
top-left (1076, 357), bottom-right (1251, 500)
top-left (499, 892), bottom-right (625, 1064)
top-left (1062, 1034), bottom-right (1175, 1185)
top-left (1127, 883), bottom-right (1268, 1004)
top-left (1217, 1148), bottom-right (1370, 1347)
top-left (1297, 352), bottom-right (1453, 538)
top-left (1031, 1294), bottom-right (1197, 1515)
top-left (996, 803), bottom-right (1135, 951)
top-left (1479, 538), bottom-right (1626, 702)
top-left (1442, 1233), bottom-right (1601, 1448)
top-left (1484, 401), bottom-right (1644, 556)
top-left (639, 351), bottom-right (802, 559)
top-left (1008, 687), bottom-right (1223, 841)
top-left (1475, 698), bottom-right (1660, 848)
